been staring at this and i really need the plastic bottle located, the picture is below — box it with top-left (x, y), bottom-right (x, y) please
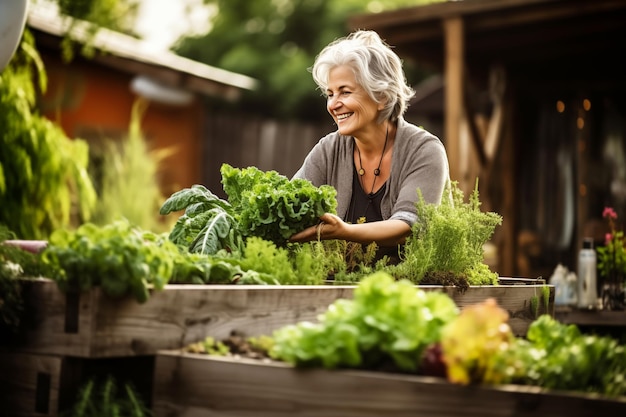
top-left (577, 237), bottom-right (598, 309)
top-left (549, 264), bottom-right (569, 305)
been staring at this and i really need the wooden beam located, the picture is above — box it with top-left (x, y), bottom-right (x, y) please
top-left (443, 16), bottom-right (464, 186)
top-left (499, 94), bottom-right (516, 276)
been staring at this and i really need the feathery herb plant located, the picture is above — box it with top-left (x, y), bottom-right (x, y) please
top-left (390, 179), bottom-right (502, 285)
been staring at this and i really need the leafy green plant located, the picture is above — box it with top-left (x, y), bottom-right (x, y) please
top-left (304, 239), bottom-right (385, 284)
top-left (160, 164), bottom-right (338, 253)
top-left (234, 237), bottom-right (326, 285)
top-left (40, 218), bottom-right (328, 297)
top-left (440, 298), bottom-right (516, 385)
top-left (41, 220), bottom-right (179, 302)
top-left (0, 30), bottom-right (96, 239)
top-left (391, 180), bottom-right (502, 286)
top-left (267, 274), bottom-right (626, 398)
top-left (503, 315), bottom-right (626, 397)
top-left (168, 252), bottom-right (244, 285)
top-left (170, 237), bottom-right (329, 285)
top-left (220, 164), bottom-right (337, 245)
top-left (90, 99), bottom-right (174, 233)
top-left (159, 184), bottom-right (242, 255)
top-left (437, 296), bottom-right (626, 397)
top-left (270, 272), bottom-right (459, 371)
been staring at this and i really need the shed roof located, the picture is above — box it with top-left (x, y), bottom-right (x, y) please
top-left (27, 4), bottom-right (258, 101)
top-left (351, 0), bottom-right (626, 88)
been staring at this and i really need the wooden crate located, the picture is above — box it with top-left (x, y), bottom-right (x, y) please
top-left (152, 351), bottom-right (626, 417)
top-left (0, 350), bottom-right (154, 417)
top-left (2, 279), bottom-right (552, 358)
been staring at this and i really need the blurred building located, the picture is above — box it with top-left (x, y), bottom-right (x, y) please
top-left (352, 0), bottom-right (626, 278)
top-left (27, 4), bottom-right (256, 198)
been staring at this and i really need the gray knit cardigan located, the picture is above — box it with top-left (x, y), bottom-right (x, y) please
top-left (292, 118), bottom-right (450, 226)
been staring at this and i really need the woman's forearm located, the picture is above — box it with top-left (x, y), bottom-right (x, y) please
top-left (341, 219), bottom-right (411, 247)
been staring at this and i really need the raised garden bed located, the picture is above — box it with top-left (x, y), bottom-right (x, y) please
top-left (151, 351), bottom-right (625, 417)
top-left (2, 278), bottom-right (552, 358)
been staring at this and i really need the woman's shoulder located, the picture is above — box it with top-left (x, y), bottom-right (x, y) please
top-left (318, 129), bottom-right (347, 144)
top-left (313, 130), bottom-right (352, 154)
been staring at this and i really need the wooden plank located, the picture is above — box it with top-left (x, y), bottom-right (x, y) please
top-left (436, 285), bottom-right (553, 336)
top-left (7, 280), bottom-right (356, 357)
top-left (555, 307), bottom-right (626, 327)
top-left (3, 279), bottom-right (552, 357)
top-left (152, 352), bottom-right (626, 417)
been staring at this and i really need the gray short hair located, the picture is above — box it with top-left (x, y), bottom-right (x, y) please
top-left (311, 30), bottom-right (415, 123)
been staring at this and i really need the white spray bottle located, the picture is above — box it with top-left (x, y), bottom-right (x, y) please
top-left (577, 237), bottom-right (598, 309)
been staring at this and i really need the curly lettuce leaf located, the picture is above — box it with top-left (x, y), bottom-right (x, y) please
top-left (221, 164), bottom-right (337, 245)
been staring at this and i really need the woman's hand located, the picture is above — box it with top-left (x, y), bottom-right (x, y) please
top-left (289, 214), bottom-right (411, 247)
top-left (289, 213), bottom-right (343, 243)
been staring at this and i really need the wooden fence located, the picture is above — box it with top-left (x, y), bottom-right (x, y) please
top-left (202, 112), bottom-right (334, 197)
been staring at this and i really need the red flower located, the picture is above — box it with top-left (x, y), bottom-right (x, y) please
top-left (603, 207), bottom-right (617, 220)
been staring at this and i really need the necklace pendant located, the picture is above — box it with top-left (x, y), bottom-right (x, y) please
top-left (358, 168), bottom-right (365, 176)
top-left (373, 168), bottom-right (380, 176)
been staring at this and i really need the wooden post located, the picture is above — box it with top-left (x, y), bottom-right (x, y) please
top-left (443, 16), bottom-right (465, 191)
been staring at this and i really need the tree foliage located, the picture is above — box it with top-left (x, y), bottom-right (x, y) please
top-left (174, 0), bottom-right (442, 121)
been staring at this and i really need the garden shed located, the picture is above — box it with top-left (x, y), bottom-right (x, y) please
top-left (352, 0), bottom-right (626, 279)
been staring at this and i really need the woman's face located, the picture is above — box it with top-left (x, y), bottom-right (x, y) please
top-left (325, 65), bottom-right (382, 138)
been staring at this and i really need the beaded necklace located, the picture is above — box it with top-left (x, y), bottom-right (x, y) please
top-left (355, 125), bottom-right (389, 196)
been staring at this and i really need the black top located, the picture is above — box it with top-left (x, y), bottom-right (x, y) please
top-left (345, 169), bottom-right (385, 225)
top-left (345, 167), bottom-right (401, 264)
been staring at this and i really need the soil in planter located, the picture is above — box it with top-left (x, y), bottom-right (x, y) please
top-left (222, 332), bottom-right (274, 360)
top-left (420, 271), bottom-right (470, 291)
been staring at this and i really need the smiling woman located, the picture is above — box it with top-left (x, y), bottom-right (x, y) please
top-left (290, 30), bottom-right (451, 264)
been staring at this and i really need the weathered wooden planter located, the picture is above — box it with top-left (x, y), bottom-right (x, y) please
top-left (3, 278), bottom-right (553, 358)
top-left (4, 279), bottom-right (354, 357)
top-left (152, 352), bottom-right (626, 417)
